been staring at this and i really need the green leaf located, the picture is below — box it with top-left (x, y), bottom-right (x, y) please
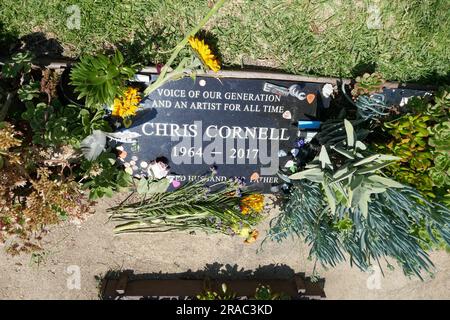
top-left (289, 168), bottom-right (324, 182)
top-left (333, 166), bottom-right (349, 179)
top-left (353, 154), bottom-right (380, 166)
top-left (136, 177), bottom-right (149, 194)
top-left (319, 145), bottom-right (332, 169)
top-left (332, 168), bottom-right (357, 183)
top-left (375, 154), bottom-right (401, 162)
top-left (331, 146), bottom-right (355, 159)
top-left (344, 119), bottom-right (355, 147)
top-left (322, 182), bottom-right (336, 215)
top-left (350, 187), bottom-right (370, 217)
top-left (355, 141), bottom-right (367, 150)
top-left (147, 178), bottom-right (170, 194)
top-left (367, 175), bottom-right (404, 188)
top-left (355, 162), bottom-right (394, 174)
top-left (349, 175), bottom-right (364, 190)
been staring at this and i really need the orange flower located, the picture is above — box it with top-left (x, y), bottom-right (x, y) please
top-left (240, 194), bottom-right (264, 215)
top-left (244, 230), bottom-right (259, 244)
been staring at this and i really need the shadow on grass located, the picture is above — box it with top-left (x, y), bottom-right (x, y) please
top-left (1, 26), bottom-right (448, 88)
top-left (117, 28), bottom-right (175, 66)
top-left (0, 22), bottom-right (19, 56)
top-left (116, 28), bottom-right (223, 69)
top-left (0, 22), bottom-right (65, 60)
top-left (351, 61), bottom-right (378, 78)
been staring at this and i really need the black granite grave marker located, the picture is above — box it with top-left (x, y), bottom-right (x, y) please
top-left (118, 76), bottom-right (330, 191)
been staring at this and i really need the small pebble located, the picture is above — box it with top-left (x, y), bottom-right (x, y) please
top-left (140, 161), bottom-right (148, 168)
top-left (278, 150), bottom-right (287, 157)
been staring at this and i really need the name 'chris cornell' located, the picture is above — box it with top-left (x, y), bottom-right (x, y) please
top-left (141, 121), bottom-right (290, 141)
top-left (138, 121), bottom-right (284, 175)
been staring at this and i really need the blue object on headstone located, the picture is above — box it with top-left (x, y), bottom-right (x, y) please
top-left (298, 120), bottom-right (321, 129)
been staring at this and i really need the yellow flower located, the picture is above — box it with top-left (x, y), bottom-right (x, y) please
top-left (238, 226), bottom-right (251, 238)
top-left (188, 36), bottom-right (221, 72)
top-left (237, 227), bottom-right (259, 244)
top-left (244, 230), bottom-right (259, 244)
top-left (240, 194), bottom-right (264, 215)
top-left (112, 87), bottom-right (141, 119)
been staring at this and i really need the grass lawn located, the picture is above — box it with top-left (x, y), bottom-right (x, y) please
top-left (0, 0), bottom-right (449, 83)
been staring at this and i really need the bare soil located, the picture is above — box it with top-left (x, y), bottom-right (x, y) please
top-left (0, 196), bottom-right (448, 300)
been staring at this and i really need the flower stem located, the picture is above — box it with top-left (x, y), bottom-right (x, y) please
top-left (143, 0), bottom-right (226, 95)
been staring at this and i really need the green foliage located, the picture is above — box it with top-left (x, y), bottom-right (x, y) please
top-left (196, 283), bottom-right (288, 300)
top-left (271, 119), bottom-right (450, 279)
top-left (21, 100), bottom-right (110, 147)
top-left (268, 179), bottom-right (450, 279)
top-left (378, 88), bottom-right (450, 204)
top-left (1, 52), bottom-right (32, 78)
top-left (351, 72), bottom-right (385, 97)
top-left (429, 121), bottom-right (450, 154)
top-left (254, 285), bottom-right (290, 300)
top-left (136, 177), bottom-right (170, 195)
top-left (0, 51), bottom-right (34, 121)
top-left (70, 50), bottom-right (137, 108)
top-left (290, 120), bottom-right (401, 217)
top-left (312, 118), bottom-right (369, 146)
top-left (3, 1), bottom-right (449, 82)
top-left (80, 152), bottom-right (132, 200)
top-left (197, 283), bottom-right (236, 300)
top-left (426, 87), bottom-right (450, 118)
top-left (17, 81), bottom-right (40, 101)
top-left (355, 94), bottom-right (392, 121)
top-left (109, 176), bottom-right (262, 235)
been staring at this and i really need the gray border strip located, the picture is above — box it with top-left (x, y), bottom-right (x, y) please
top-left (0, 57), bottom-right (437, 90)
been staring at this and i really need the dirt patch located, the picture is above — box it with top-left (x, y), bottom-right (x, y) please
top-left (0, 197), bottom-right (448, 300)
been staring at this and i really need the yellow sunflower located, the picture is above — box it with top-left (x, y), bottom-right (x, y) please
top-left (240, 194), bottom-right (264, 215)
top-left (112, 87), bottom-right (141, 119)
top-left (188, 36), bottom-right (221, 72)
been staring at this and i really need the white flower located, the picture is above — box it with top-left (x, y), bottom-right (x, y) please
top-left (322, 83), bottom-right (334, 98)
top-left (147, 161), bottom-right (169, 179)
